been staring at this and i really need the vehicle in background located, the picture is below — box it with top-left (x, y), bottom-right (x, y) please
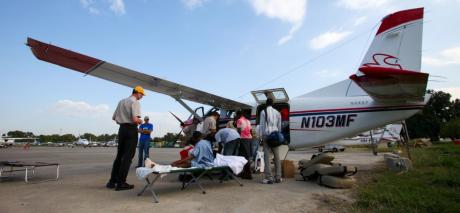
top-left (89, 142), bottom-right (100, 147)
top-left (316, 144), bottom-right (346, 153)
top-left (0, 138), bottom-right (14, 148)
top-left (106, 137), bottom-right (118, 147)
top-left (1, 137), bottom-right (38, 148)
top-left (32, 140), bottom-right (41, 146)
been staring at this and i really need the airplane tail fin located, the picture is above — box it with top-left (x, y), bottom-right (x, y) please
top-left (350, 8), bottom-right (428, 102)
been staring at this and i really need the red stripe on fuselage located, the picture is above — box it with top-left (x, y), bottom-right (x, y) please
top-left (376, 8), bottom-right (423, 36)
top-left (289, 105), bottom-right (424, 115)
top-left (290, 129), bottom-right (327, 132)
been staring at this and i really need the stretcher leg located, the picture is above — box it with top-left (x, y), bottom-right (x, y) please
top-left (225, 169), bottom-right (243, 186)
top-left (138, 174), bottom-right (161, 203)
top-left (183, 170), bottom-right (207, 194)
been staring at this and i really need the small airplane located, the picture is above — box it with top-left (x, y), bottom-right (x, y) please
top-left (330, 124), bottom-right (403, 146)
top-left (27, 8), bottom-right (429, 149)
top-left (74, 138), bottom-right (90, 147)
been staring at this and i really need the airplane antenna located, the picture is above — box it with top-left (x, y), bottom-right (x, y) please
top-left (236, 24), bottom-right (379, 99)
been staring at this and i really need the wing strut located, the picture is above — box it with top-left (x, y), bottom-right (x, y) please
top-left (173, 97), bottom-right (203, 121)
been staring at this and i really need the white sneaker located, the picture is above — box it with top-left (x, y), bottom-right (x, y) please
top-left (262, 179), bottom-right (273, 184)
top-left (275, 178), bottom-right (283, 183)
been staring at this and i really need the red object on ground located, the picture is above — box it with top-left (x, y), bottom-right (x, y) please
top-left (454, 140), bottom-right (460, 145)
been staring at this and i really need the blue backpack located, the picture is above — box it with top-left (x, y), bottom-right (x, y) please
top-left (264, 108), bottom-right (285, 147)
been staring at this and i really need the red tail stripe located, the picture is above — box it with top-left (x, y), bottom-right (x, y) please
top-left (358, 66), bottom-right (428, 77)
top-left (376, 8), bottom-right (423, 35)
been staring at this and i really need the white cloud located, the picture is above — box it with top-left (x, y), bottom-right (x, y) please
top-left (434, 87), bottom-right (460, 100)
top-left (80, 0), bottom-right (125, 15)
top-left (353, 16), bottom-right (367, 26)
top-left (80, 0), bottom-right (100, 15)
top-left (182, 0), bottom-right (209, 10)
top-left (433, 0), bottom-right (460, 4)
top-left (423, 47), bottom-right (460, 66)
top-left (109, 0), bottom-right (126, 15)
top-left (89, 7), bottom-right (101, 14)
top-left (337, 0), bottom-right (390, 10)
top-left (309, 31), bottom-right (352, 50)
top-left (51, 100), bottom-right (110, 117)
top-left (249, 0), bottom-right (307, 45)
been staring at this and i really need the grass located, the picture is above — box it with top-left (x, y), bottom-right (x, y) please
top-left (350, 143), bottom-right (460, 212)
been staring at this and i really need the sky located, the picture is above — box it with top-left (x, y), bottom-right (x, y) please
top-left (1, 0), bottom-right (459, 138)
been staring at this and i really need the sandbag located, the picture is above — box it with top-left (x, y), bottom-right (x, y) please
top-left (385, 156), bottom-right (412, 172)
top-left (328, 162), bottom-right (342, 167)
top-left (298, 153), bottom-right (335, 169)
top-left (317, 165), bottom-right (357, 177)
top-left (317, 175), bottom-right (355, 189)
top-left (383, 153), bottom-right (400, 160)
top-left (300, 164), bottom-right (331, 180)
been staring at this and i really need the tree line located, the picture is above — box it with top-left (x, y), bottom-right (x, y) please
top-left (407, 90), bottom-right (460, 141)
top-left (3, 131), bottom-right (118, 143)
top-left (3, 131), bottom-right (183, 143)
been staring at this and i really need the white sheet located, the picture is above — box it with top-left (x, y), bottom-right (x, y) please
top-left (213, 154), bottom-right (247, 174)
top-left (135, 165), bottom-right (183, 180)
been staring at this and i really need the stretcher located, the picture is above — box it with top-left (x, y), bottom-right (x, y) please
top-left (137, 166), bottom-right (243, 203)
top-left (0, 161), bottom-right (59, 183)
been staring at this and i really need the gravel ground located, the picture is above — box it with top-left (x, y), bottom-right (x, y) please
top-left (0, 146), bottom-right (383, 213)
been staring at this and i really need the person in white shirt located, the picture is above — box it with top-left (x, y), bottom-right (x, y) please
top-left (259, 98), bottom-right (282, 184)
top-left (107, 86), bottom-right (145, 191)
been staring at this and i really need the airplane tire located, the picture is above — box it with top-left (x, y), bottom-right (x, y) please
top-left (317, 175), bottom-right (355, 188)
top-left (311, 154), bottom-right (318, 160)
top-left (317, 166), bottom-right (358, 177)
top-left (300, 164), bottom-right (331, 180)
top-left (333, 148), bottom-right (338, 152)
top-left (299, 153), bottom-right (335, 169)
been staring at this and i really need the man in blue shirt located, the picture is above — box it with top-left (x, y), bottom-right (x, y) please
top-left (191, 137), bottom-right (215, 168)
top-left (171, 131), bottom-right (214, 168)
top-left (137, 116), bottom-right (153, 167)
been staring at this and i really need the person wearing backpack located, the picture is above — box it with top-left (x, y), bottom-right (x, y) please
top-left (259, 98), bottom-right (282, 184)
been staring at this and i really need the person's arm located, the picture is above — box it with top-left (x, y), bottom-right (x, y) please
top-left (214, 130), bottom-right (222, 144)
top-left (211, 118), bottom-right (217, 133)
top-left (259, 111), bottom-right (266, 135)
top-left (143, 124), bottom-right (153, 134)
top-left (112, 103), bottom-right (120, 123)
top-left (236, 119), bottom-right (242, 135)
top-left (277, 112), bottom-right (282, 132)
top-left (171, 155), bottom-right (194, 166)
top-left (131, 101), bottom-right (142, 124)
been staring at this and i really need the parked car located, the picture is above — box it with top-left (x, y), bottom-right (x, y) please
top-left (318, 144), bottom-right (345, 153)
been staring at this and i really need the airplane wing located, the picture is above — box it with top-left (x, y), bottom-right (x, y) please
top-left (26, 38), bottom-right (251, 110)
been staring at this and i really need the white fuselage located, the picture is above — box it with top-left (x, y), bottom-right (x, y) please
top-left (248, 95), bottom-right (427, 149)
top-left (75, 138), bottom-right (90, 146)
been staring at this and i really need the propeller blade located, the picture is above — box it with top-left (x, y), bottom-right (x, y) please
top-left (169, 111), bottom-right (185, 126)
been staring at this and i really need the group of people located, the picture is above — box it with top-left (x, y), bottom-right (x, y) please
top-left (174, 110), bottom-right (255, 179)
top-left (175, 98), bottom-right (283, 184)
top-left (106, 86), bottom-right (284, 191)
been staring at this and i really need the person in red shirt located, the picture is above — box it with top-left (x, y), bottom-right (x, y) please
top-left (236, 111), bottom-right (253, 179)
